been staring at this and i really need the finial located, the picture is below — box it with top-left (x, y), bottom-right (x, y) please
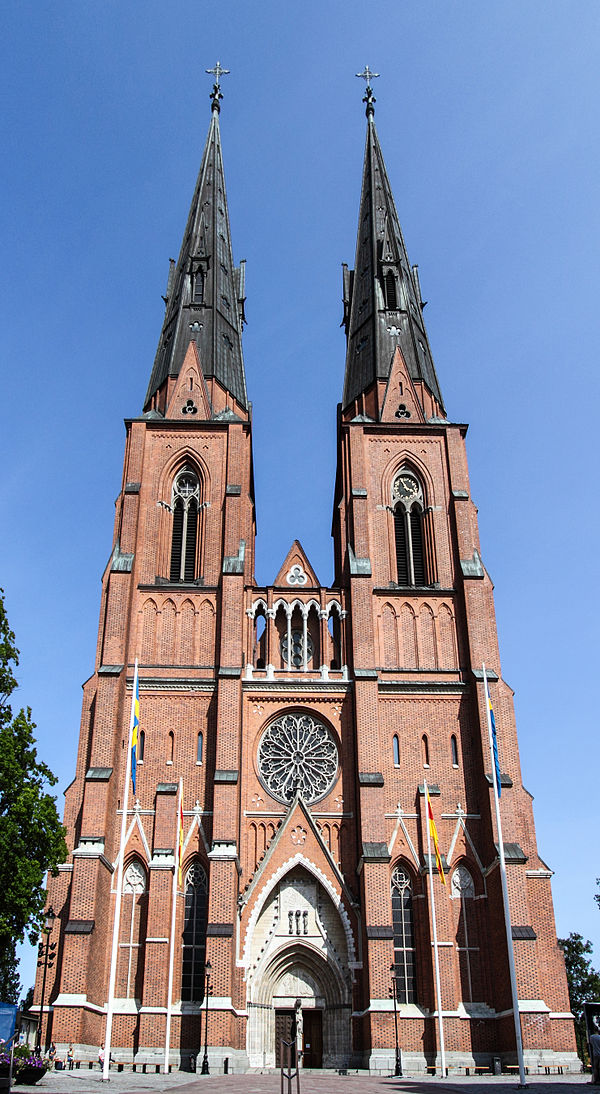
top-left (356, 65), bottom-right (380, 118)
top-left (206, 60), bottom-right (230, 113)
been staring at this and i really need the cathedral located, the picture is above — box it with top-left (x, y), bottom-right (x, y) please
top-left (36, 73), bottom-right (577, 1073)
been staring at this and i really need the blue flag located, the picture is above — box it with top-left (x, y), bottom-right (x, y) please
top-left (486, 678), bottom-right (502, 798)
top-left (0, 1003), bottom-right (17, 1044)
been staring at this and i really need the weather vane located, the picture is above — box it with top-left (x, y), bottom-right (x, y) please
top-left (356, 65), bottom-right (379, 118)
top-left (206, 61), bottom-right (230, 113)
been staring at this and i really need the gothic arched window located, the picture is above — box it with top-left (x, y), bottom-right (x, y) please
top-left (138, 730), bottom-right (145, 762)
top-left (392, 470), bottom-right (433, 587)
top-left (121, 860), bottom-right (148, 1000)
top-left (181, 862), bottom-right (208, 1002)
top-left (170, 467), bottom-right (201, 583)
top-left (451, 865), bottom-right (478, 1002)
top-left (451, 734), bottom-right (459, 767)
top-left (393, 734), bottom-right (400, 767)
top-left (391, 866), bottom-right (417, 1003)
top-left (196, 731), bottom-right (203, 764)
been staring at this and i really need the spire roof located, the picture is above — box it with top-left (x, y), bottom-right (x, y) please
top-left (144, 78), bottom-right (247, 412)
top-left (342, 100), bottom-right (444, 414)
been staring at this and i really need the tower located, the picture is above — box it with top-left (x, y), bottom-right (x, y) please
top-left (37, 75), bottom-right (576, 1073)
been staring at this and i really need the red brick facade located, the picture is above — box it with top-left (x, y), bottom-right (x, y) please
top-left (35, 102), bottom-right (577, 1074)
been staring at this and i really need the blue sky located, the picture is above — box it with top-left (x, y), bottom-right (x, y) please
top-left (1, 1), bottom-right (599, 993)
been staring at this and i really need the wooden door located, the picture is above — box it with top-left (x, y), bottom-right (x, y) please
top-left (275, 1010), bottom-right (296, 1068)
top-left (302, 1010), bottom-right (323, 1068)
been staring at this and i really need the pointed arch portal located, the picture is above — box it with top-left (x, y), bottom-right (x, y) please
top-left (246, 866), bottom-right (352, 1069)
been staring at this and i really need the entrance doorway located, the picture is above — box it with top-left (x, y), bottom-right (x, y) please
top-left (301, 1010), bottom-right (323, 1069)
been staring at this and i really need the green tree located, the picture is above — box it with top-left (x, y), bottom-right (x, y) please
top-left (0, 589), bottom-right (67, 1002)
top-left (558, 932), bottom-right (600, 1062)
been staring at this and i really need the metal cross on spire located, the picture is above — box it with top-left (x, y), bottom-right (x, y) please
top-left (206, 61), bottom-right (230, 113)
top-left (356, 65), bottom-right (380, 88)
top-left (356, 65), bottom-right (380, 118)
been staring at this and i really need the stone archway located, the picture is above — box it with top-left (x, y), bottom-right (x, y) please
top-left (246, 868), bottom-right (353, 1069)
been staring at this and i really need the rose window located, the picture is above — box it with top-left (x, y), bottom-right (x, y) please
top-left (257, 712), bottom-right (338, 805)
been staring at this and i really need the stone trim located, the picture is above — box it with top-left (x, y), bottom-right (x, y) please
top-left (65, 920), bottom-right (94, 934)
top-left (85, 768), bottom-right (112, 781)
top-left (359, 772), bottom-right (384, 786)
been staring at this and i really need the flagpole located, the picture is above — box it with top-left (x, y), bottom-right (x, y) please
top-left (482, 664), bottom-right (527, 1087)
top-left (164, 778), bottom-right (182, 1074)
top-left (424, 780), bottom-right (446, 1077)
top-left (103, 659), bottom-right (138, 1082)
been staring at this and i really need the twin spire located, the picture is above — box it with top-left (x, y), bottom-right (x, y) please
top-left (144, 68), bottom-right (444, 419)
top-left (144, 63), bottom-right (247, 415)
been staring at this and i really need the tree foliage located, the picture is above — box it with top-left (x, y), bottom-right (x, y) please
top-left (0, 590), bottom-right (67, 1002)
top-left (558, 932), bottom-right (600, 1059)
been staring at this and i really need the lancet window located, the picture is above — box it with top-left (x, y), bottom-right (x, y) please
top-left (170, 466), bottom-right (201, 582)
top-left (181, 862), bottom-right (208, 1002)
top-left (391, 866), bottom-right (417, 1003)
top-left (121, 860), bottom-right (147, 1000)
top-left (451, 865), bottom-right (478, 1003)
top-left (392, 469), bottom-right (435, 587)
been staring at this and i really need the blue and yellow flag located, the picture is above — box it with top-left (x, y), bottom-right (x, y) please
top-left (131, 664), bottom-right (140, 796)
top-left (485, 678), bottom-right (502, 798)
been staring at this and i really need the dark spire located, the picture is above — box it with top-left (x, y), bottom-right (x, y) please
top-left (342, 80), bottom-right (444, 414)
top-left (144, 66), bottom-right (247, 413)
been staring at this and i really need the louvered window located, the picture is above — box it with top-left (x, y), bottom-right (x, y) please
top-left (391, 867), bottom-right (417, 1003)
top-left (410, 508), bottom-right (425, 585)
top-left (394, 509), bottom-right (409, 585)
top-left (181, 862), bottom-right (208, 1002)
top-left (170, 468), bottom-right (201, 582)
top-left (391, 470), bottom-right (433, 587)
top-left (385, 270), bottom-right (397, 310)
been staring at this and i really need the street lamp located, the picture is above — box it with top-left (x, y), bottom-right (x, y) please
top-left (200, 959), bottom-right (212, 1075)
top-left (390, 963), bottom-right (402, 1076)
top-left (36, 907), bottom-right (57, 1055)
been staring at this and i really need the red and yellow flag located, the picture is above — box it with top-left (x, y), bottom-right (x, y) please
top-left (426, 789), bottom-right (446, 885)
top-left (177, 790), bottom-right (185, 888)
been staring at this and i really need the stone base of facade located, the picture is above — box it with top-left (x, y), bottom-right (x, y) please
top-left (363, 1049), bottom-right (581, 1076)
top-left (46, 1041), bottom-right (581, 1077)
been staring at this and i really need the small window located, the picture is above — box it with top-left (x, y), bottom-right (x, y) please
top-left (197, 732), bottom-right (203, 765)
top-left (451, 734), bottom-right (459, 767)
top-left (422, 734), bottom-right (429, 767)
top-left (138, 730), bottom-right (145, 763)
top-left (393, 735), bottom-right (400, 767)
top-left (193, 269), bottom-right (204, 303)
top-left (167, 731), bottom-right (174, 765)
